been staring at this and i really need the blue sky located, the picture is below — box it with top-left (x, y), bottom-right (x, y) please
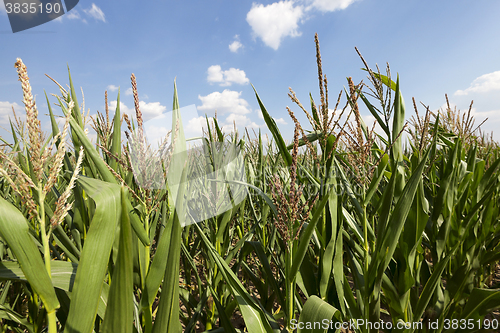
top-left (1, 0), bottom-right (500, 144)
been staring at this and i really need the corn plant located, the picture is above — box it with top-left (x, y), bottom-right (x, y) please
top-left (0, 34), bottom-right (499, 333)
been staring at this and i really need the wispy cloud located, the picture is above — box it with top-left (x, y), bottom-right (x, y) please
top-left (83, 3), bottom-right (105, 22)
top-left (229, 35), bottom-right (243, 53)
top-left (66, 10), bottom-right (86, 22)
top-left (207, 65), bottom-right (250, 86)
top-left (55, 5), bottom-right (102, 23)
top-left (454, 71), bottom-right (500, 96)
top-left (125, 88), bottom-right (133, 96)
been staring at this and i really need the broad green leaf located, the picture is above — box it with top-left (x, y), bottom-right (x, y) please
top-left (320, 182), bottom-right (338, 299)
top-left (101, 186), bottom-right (134, 333)
top-left (64, 177), bottom-right (121, 333)
top-left (370, 145), bottom-right (430, 288)
top-left (297, 296), bottom-right (341, 333)
top-left (151, 172), bottom-right (186, 333)
top-left (141, 201), bottom-right (172, 311)
top-left (459, 288), bottom-right (500, 321)
top-left (0, 261), bottom-right (77, 293)
top-left (0, 197), bottom-right (59, 313)
top-left (0, 304), bottom-right (34, 333)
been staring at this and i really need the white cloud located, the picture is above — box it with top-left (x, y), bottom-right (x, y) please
top-left (454, 71), bottom-right (500, 96)
top-left (198, 91), bottom-right (263, 133)
top-left (125, 88), bottom-right (133, 96)
top-left (66, 10), bottom-right (83, 20)
top-left (246, 0), bottom-right (360, 50)
top-left (224, 113), bottom-right (260, 130)
top-left (140, 102), bottom-right (167, 121)
top-left (361, 114), bottom-right (385, 138)
top-left (0, 102), bottom-right (22, 125)
top-left (198, 90), bottom-right (252, 115)
top-left (83, 4), bottom-right (105, 22)
top-left (53, 8), bottom-right (87, 23)
top-left (306, 0), bottom-right (359, 12)
top-left (142, 124), bottom-right (170, 148)
top-left (223, 68), bottom-right (250, 86)
top-left (229, 35), bottom-right (243, 53)
top-left (207, 65), bottom-right (250, 86)
top-left (53, 9), bottom-right (86, 23)
top-left (229, 40), bottom-right (243, 53)
top-left (246, 1), bottom-right (304, 50)
top-left (257, 109), bottom-right (287, 124)
top-left (107, 85), bottom-right (119, 92)
top-left (207, 65), bottom-right (224, 84)
top-left (109, 101), bottom-right (167, 122)
top-left (274, 117), bottom-right (288, 125)
top-left (185, 116), bottom-right (207, 138)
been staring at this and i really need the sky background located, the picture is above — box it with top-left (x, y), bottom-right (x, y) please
top-left (1, 0), bottom-right (500, 145)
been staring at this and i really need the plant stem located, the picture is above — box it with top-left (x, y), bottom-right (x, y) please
top-left (47, 310), bottom-right (57, 333)
top-left (285, 242), bottom-right (295, 333)
top-left (37, 188), bottom-right (57, 333)
top-left (38, 190), bottom-right (52, 278)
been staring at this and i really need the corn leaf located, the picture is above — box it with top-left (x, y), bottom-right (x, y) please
top-left (63, 177), bottom-right (121, 333)
top-left (101, 186), bottom-right (134, 333)
top-left (0, 197), bottom-right (60, 313)
top-left (297, 296), bottom-right (341, 333)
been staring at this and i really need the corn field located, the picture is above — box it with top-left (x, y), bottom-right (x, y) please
top-left (0, 35), bottom-right (500, 333)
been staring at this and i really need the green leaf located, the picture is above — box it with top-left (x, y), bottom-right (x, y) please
top-left (290, 186), bottom-right (332, 281)
top-left (67, 66), bottom-right (84, 127)
top-left (109, 89), bottom-right (122, 172)
top-left (359, 92), bottom-right (390, 137)
top-left (253, 84), bottom-right (292, 167)
top-left (58, 97), bottom-right (117, 184)
top-left (0, 304), bottom-right (34, 333)
top-left (194, 223), bottom-right (278, 333)
top-left (124, 196), bottom-right (150, 246)
top-left (407, 254), bottom-right (452, 333)
top-left (0, 197), bottom-right (60, 313)
top-left (64, 177), bottom-right (121, 333)
top-left (141, 201), bottom-right (172, 311)
top-left (101, 186), bottom-right (134, 333)
top-left (460, 288), bottom-right (500, 321)
top-left (151, 166), bottom-right (186, 333)
top-left (370, 145), bottom-right (430, 288)
top-left (0, 261), bottom-right (77, 293)
top-left (297, 296), bottom-right (341, 333)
